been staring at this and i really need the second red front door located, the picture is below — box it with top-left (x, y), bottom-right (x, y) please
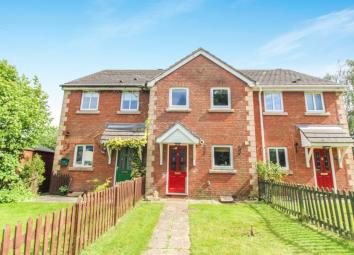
top-left (168, 145), bottom-right (187, 194)
top-left (314, 149), bottom-right (334, 190)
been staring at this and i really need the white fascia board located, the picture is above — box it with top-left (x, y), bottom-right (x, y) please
top-left (62, 86), bottom-right (143, 91)
top-left (147, 50), bottom-right (255, 87)
top-left (156, 123), bottom-right (199, 144)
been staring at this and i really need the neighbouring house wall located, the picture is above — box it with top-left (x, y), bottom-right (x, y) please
top-left (253, 91), bottom-right (353, 190)
top-left (146, 55), bottom-right (254, 198)
top-left (52, 90), bottom-right (149, 191)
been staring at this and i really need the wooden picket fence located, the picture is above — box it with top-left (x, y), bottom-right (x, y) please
top-left (259, 180), bottom-right (354, 240)
top-left (1, 177), bottom-right (144, 255)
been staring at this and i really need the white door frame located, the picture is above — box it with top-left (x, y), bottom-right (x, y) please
top-left (165, 144), bottom-right (189, 195)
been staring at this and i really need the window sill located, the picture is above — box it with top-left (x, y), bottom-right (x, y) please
top-left (263, 112), bottom-right (288, 116)
top-left (304, 112), bottom-right (330, 116)
top-left (166, 108), bottom-right (191, 112)
top-left (208, 108), bottom-right (234, 113)
top-left (117, 110), bottom-right (141, 115)
top-left (69, 167), bottom-right (93, 171)
top-left (76, 110), bottom-right (100, 114)
top-left (209, 169), bottom-right (237, 174)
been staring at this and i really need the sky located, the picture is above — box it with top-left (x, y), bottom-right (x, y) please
top-left (1, 0), bottom-right (354, 125)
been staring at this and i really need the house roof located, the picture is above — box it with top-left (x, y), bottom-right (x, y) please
top-left (61, 48), bottom-right (339, 89)
top-left (297, 124), bottom-right (354, 147)
top-left (63, 69), bottom-right (164, 87)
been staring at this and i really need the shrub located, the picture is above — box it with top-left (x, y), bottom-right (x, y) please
top-left (87, 177), bottom-right (112, 192)
top-left (19, 154), bottom-right (45, 193)
top-left (59, 185), bottom-right (69, 195)
top-left (131, 150), bottom-right (146, 178)
top-left (0, 152), bottom-right (20, 189)
top-left (257, 161), bottom-right (287, 182)
top-left (0, 182), bottom-right (33, 203)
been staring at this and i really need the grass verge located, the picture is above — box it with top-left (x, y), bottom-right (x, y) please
top-left (189, 202), bottom-right (354, 255)
top-left (81, 202), bottom-right (163, 255)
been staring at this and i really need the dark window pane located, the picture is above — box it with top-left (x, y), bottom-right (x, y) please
top-left (130, 100), bottom-right (138, 110)
top-left (122, 100), bottom-right (130, 109)
top-left (214, 147), bottom-right (231, 166)
top-left (76, 146), bottom-right (83, 164)
top-left (315, 151), bottom-right (321, 170)
top-left (172, 89), bottom-right (187, 106)
top-left (179, 149), bottom-right (186, 171)
top-left (213, 89), bottom-right (229, 106)
top-left (170, 148), bottom-right (177, 171)
top-left (278, 149), bottom-right (286, 167)
top-left (265, 94), bottom-right (273, 110)
top-left (269, 149), bottom-right (277, 164)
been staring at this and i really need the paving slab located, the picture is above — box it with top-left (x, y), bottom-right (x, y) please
top-left (144, 199), bottom-right (190, 255)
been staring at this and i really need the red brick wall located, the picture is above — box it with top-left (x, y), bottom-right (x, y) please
top-left (253, 91), bottom-right (351, 189)
top-left (57, 90), bottom-right (149, 191)
top-left (150, 55), bottom-right (253, 198)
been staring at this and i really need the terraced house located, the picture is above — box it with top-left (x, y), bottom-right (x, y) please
top-left (53, 48), bottom-right (354, 197)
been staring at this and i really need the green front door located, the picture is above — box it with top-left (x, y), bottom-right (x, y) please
top-left (116, 148), bottom-right (133, 182)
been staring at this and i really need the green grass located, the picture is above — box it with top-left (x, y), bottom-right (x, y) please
top-left (189, 202), bottom-right (354, 255)
top-left (81, 202), bottom-right (163, 255)
top-left (0, 202), bottom-right (72, 230)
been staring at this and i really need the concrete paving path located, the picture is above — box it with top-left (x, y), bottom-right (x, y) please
top-left (144, 199), bottom-right (190, 255)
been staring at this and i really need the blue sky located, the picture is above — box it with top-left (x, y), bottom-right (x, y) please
top-left (1, 0), bottom-right (354, 124)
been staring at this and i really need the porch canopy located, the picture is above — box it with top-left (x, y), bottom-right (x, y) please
top-left (297, 124), bottom-right (354, 168)
top-left (101, 123), bottom-right (145, 163)
top-left (156, 122), bottom-right (200, 166)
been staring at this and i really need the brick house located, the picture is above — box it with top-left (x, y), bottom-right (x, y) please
top-left (53, 48), bottom-right (354, 197)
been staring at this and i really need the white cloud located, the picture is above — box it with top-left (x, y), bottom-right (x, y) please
top-left (258, 9), bottom-right (354, 57)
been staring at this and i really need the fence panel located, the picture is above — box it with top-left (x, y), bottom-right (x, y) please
top-left (0, 177), bottom-right (144, 255)
top-left (259, 180), bottom-right (354, 240)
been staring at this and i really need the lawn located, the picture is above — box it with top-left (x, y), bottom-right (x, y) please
top-left (189, 202), bottom-right (354, 255)
top-left (81, 202), bottom-right (163, 255)
top-left (0, 202), bottom-right (72, 236)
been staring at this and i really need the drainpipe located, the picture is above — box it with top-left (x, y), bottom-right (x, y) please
top-left (258, 86), bottom-right (266, 162)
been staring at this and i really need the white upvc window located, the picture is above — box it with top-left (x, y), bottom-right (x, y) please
top-left (121, 91), bottom-right (139, 111)
top-left (305, 92), bottom-right (325, 112)
top-left (210, 87), bottom-right (231, 109)
top-left (169, 88), bottom-right (189, 109)
top-left (268, 147), bottom-right (289, 170)
top-left (212, 145), bottom-right (234, 170)
top-left (264, 92), bottom-right (284, 112)
top-left (74, 144), bottom-right (94, 168)
top-left (80, 92), bottom-right (99, 111)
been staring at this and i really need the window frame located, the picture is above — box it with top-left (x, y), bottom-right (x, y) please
top-left (304, 92), bottom-right (325, 113)
top-left (210, 87), bottom-right (231, 109)
top-left (169, 87), bottom-right (189, 109)
top-left (120, 91), bottom-right (140, 111)
top-left (73, 144), bottom-right (94, 168)
top-left (80, 92), bottom-right (99, 111)
top-left (264, 91), bottom-right (284, 112)
top-left (267, 147), bottom-right (289, 170)
top-left (211, 145), bottom-right (234, 170)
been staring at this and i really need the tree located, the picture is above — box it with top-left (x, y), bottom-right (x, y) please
top-left (38, 126), bottom-right (58, 150)
top-left (0, 60), bottom-right (51, 201)
top-left (324, 60), bottom-right (354, 136)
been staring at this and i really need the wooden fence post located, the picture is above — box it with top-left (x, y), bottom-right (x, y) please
top-left (298, 186), bottom-right (305, 222)
top-left (1, 225), bottom-right (11, 255)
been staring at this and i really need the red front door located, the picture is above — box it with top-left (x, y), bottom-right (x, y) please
top-left (314, 149), bottom-right (334, 190)
top-left (168, 145), bottom-right (187, 194)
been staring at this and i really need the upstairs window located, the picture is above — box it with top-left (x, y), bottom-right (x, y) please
top-left (305, 93), bottom-right (324, 112)
top-left (264, 92), bottom-right (283, 112)
top-left (81, 92), bottom-right (99, 111)
top-left (121, 92), bottom-right (139, 111)
top-left (268, 147), bottom-right (288, 169)
top-left (211, 88), bottom-right (231, 109)
top-left (169, 88), bottom-right (189, 109)
top-left (74, 144), bottom-right (93, 168)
